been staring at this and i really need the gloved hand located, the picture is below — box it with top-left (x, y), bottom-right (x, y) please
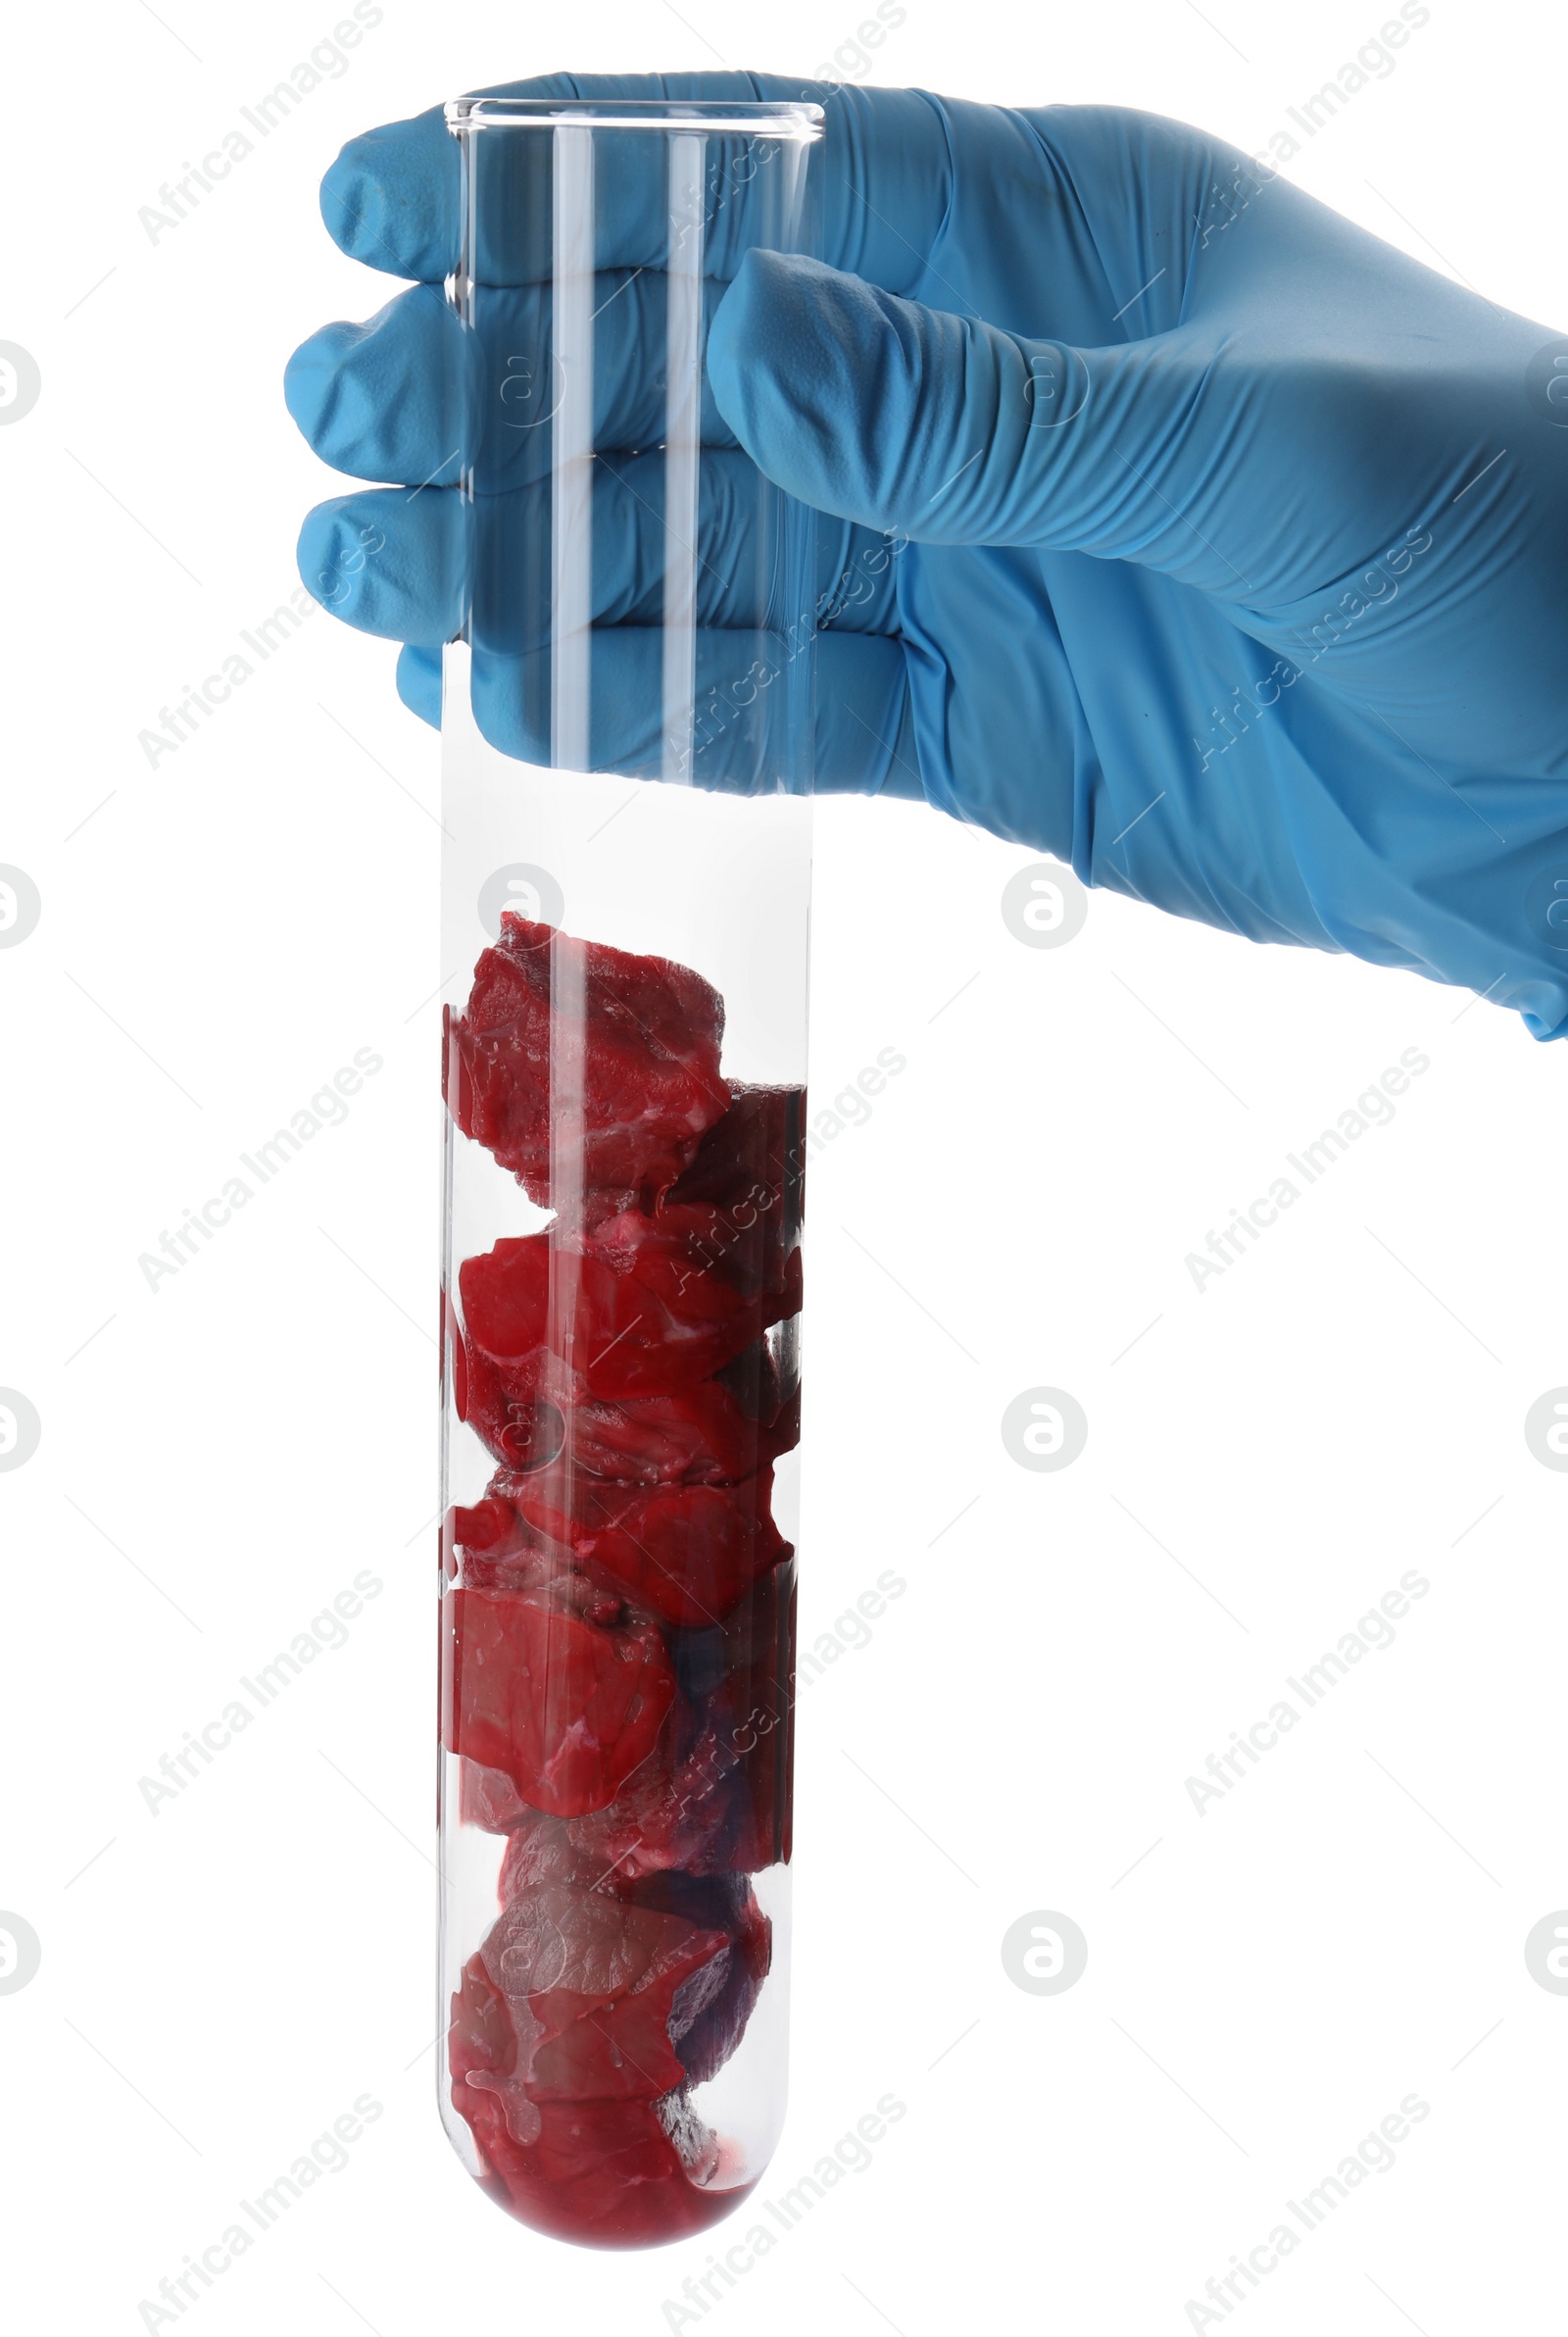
top-left (286, 74), bottom-right (1568, 1039)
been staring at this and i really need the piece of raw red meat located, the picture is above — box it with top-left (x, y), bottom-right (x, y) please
top-left (638, 1194), bottom-right (803, 1345)
top-left (667, 1083), bottom-right (804, 1207)
top-left (663, 1079), bottom-right (804, 1289)
top-left (450, 1955), bottom-right (742, 2246)
top-left (479, 1881), bottom-right (733, 2104)
top-left (662, 1555), bottom-right (797, 1869)
top-left (450, 1467), bottom-right (783, 1635)
top-left (452, 1370), bottom-right (568, 1476)
top-left (713, 1337), bottom-right (801, 1465)
top-left (466, 1655), bottom-right (792, 1872)
top-left (459, 1205), bottom-right (802, 1404)
top-left (443, 1492), bottom-right (563, 1593)
top-left (565, 1599), bottom-right (794, 1880)
top-left (545, 1377), bottom-right (786, 1487)
top-left (553, 1378), bottom-right (791, 1483)
top-left (462, 1349), bottom-right (798, 1482)
top-left (455, 1549), bottom-right (794, 1872)
top-left (703, 1668), bottom-right (795, 1876)
top-left (513, 1467), bottom-right (786, 1628)
top-left (445, 916), bottom-right (730, 1210)
top-left (562, 1698), bottom-right (751, 1882)
top-left (486, 1832), bottom-right (773, 2092)
top-left (675, 1543), bottom-right (797, 1699)
top-left (442, 1581), bottom-right (676, 1816)
top-left (665, 1082), bottom-right (805, 1287)
top-left (459, 1756), bottom-right (540, 1836)
top-left (626, 1872), bottom-right (773, 2089)
top-left (442, 927), bottom-right (805, 2246)
top-left (497, 1808), bottom-right (627, 1896)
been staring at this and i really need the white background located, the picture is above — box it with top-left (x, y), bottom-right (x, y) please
top-left (3, 2), bottom-right (1567, 2331)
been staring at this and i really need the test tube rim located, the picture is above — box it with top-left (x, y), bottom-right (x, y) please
top-left (445, 95), bottom-right (824, 139)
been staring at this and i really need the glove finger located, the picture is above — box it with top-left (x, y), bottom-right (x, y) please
top-left (709, 249), bottom-right (1268, 595)
top-left (319, 75), bottom-right (954, 286)
top-left (286, 272), bottom-right (751, 495)
top-left (283, 271), bottom-right (744, 495)
top-left (297, 487), bottom-right (465, 646)
top-left (300, 466), bottom-right (900, 647)
top-left (466, 627), bottom-right (918, 797)
top-left (469, 273), bottom-right (743, 490)
top-left (285, 283), bottom-right (477, 487)
top-left (472, 452), bottom-right (899, 645)
top-left (397, 643), bottom-right (442, 726)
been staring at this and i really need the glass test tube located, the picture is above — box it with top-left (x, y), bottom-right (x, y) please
top-left (435, 95), bottom-right (822, 2249)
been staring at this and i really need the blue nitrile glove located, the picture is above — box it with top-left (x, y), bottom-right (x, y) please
top-left (286, 74), bottom-right (1568, 1039)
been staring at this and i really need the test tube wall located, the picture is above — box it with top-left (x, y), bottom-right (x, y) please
top-left (436, 95), bottom-right (822, 2249)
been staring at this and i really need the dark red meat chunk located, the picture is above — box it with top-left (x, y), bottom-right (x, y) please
top-left (496, 1808), bottom-right (625, 1895)
top-left (552, 1377), bottom-right (786, 1487)
top-left (627, 1872), bottom-right (773, 2089)
top-left (457, 1735), bottom-right (756, 1875)
top-left (443, 1492), bottom-right (562, 1594)
top-left (462, 1347), bottom-right (798, 1482)
top-left (552, 1707), bottom-right (748, 1881)
top-left (459, 1205), bottom-right (802, 1405)
top-left (445, 916), bottom-right (730, 1210)
top-left (450, 1954), bottom-right (745, 2247)
top-left (442, 1581), bottom-right (676, 1816)
top-left (701, 1668), bottom-right (794, 1876)
top-left (483, 1828), bottom-right (773, 2092)
top-left (451, 1544), bottom-right (795, 1868)
top-left (665, 1082), bottom-right (805, 1286)
top-left (513, 1467), bottom-right (788, 1627)
top-left (452, 1375), bottom-right (568, 1475)
top-left (478, 1881), bottom-right (732, 2103)
top-left (566, 1607), bottom-right (794, 1880)
top-left (713, 1337), bottom-right (801, 1463)
top-left (667, 1083), bottom-right (805, 1210)
top-left (443, 930), bottom-right (805, 2245)
top-left (459, 1757), bottom-right (540, 1836)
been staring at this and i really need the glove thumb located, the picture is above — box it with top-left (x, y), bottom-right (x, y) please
top-left (707, 251), bottom-right (1243, 595)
